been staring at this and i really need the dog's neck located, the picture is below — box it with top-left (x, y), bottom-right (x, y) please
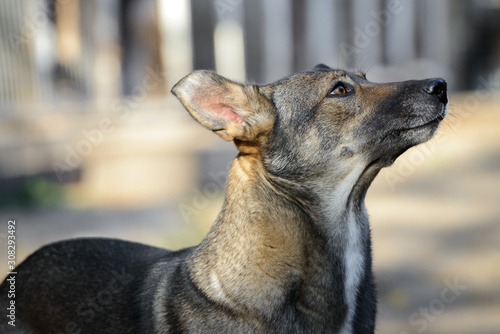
top-left (188, 153), bottom-right (379, 329)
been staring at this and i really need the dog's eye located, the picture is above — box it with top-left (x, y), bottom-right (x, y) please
top-left (332, 86), bottom-right (347, 95)
top-left (329, 83), bottom-right (353, 97)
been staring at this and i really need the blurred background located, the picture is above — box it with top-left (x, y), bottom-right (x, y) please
top-left (0, 0), bottom-right (499, 333)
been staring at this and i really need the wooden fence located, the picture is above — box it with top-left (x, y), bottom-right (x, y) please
top-left (3, 0), bottom-right (492, 113)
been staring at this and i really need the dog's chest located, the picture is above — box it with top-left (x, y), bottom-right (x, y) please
top-left (339, 211), bottom-right (365, 334)
top-left (294, 209), bottom-right (366, 333)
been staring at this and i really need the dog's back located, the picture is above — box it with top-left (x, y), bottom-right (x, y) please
top-left (0, 239), bottom-right (179, 333)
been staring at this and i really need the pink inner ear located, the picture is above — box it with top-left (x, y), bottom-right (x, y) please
top-left (198, 94), bottom-right (246, 126)
top-left (216, 104), bottom-right (246, 125)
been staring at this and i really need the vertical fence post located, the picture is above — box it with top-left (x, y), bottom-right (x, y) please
top-left (190, 0), bottom-right (217, 71)
top-left (243, 0), bottom-right (266, 83)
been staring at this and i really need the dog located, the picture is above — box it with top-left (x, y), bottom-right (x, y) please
top-left (0, 64), bottom-right (447, 333)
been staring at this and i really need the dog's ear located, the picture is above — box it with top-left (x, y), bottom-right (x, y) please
top-left (171, 71), bottom-right (274, 142)
top-left (313, 64), bottom-right (332, 71)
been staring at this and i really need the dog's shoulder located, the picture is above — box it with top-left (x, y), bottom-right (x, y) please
top-left (1, 238), bottom-right (185, 333)
top-left (21, 238), bottom-right (171, 272)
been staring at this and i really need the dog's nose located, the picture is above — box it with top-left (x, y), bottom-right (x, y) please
top-left (422, 78), bottom-right (448, 104)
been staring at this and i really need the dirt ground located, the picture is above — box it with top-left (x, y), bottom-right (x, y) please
top-left (0, 92), bottom-right (499, 333)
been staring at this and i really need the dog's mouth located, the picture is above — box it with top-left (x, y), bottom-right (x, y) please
top-left (401, 115), bottom-right (443, 132)
top-left (372, 111), bottom-right (446, 168)
top-left (387, 107), bottom-right (447, 137)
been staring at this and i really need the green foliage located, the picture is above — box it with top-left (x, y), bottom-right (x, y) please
top-left (0, 176), bottom-right (64, 208)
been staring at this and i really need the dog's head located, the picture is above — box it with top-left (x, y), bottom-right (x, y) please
top-left (172, 64), bottom-right (447, 192)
